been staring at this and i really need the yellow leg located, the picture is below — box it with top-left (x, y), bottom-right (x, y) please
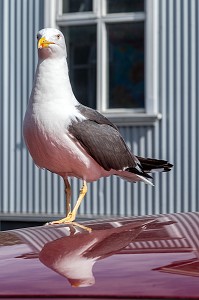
top-left (66, 180), bottom-right (87, 222)
top-left (65, 178), bottom-right (71, 216)
top-left (50, 180), bottom-right (87, 224)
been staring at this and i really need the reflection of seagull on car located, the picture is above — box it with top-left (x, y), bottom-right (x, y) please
top-left (39, 220), bottom-right (153, 287)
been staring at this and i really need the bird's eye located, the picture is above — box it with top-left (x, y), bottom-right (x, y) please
top-left (56, 34), bottom-right (61, 39)
top-left (36, 35), bottom-right (39, 40)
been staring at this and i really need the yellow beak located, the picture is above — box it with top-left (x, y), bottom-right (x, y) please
top-left (38, 37), bottom-right (55, 49)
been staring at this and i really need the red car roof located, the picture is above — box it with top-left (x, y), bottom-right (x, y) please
top-left (0, 212), bottom-right (199, 299)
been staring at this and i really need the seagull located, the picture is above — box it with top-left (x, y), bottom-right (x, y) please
top-left (23, 28), bottom-right (173, 225)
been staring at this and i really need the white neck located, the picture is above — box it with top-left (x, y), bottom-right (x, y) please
top-left (30, 57), bottom-right (78, 106)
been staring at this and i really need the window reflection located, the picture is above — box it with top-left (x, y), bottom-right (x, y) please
top-left (61, 26), bottom-right (96, 109)
top-left (63, 0), bottom-right (93, 13)
top-left (108, 22), bottom-right (145, 109)
top-left (107, 0), bottom-right (144, 13)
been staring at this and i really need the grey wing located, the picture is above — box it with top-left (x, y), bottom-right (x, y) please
top-left (76, 104), bottom-right (118, 130)
top-left (68, 119), bottom-right (137, 171)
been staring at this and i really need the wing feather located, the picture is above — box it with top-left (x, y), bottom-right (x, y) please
top-left (69, 119), bottom-right (136, 171)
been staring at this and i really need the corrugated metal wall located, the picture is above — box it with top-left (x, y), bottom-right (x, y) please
top-left (157, 0), bottom-right (199, 214)
top-left (0, 0), bottom-right (198, 221)
top-left (0, 0), bottom-right (47, 217)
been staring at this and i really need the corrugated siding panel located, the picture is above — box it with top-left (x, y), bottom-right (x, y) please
top-left (0, 0), bottom-right (198, 220)
top-left (157, 0), bottom-right (199, 214)
top-left (0, 0), bottom-right (51, 216)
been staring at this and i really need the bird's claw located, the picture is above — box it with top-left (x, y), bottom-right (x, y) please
top-left (45, 218), bottom-right (92, 232)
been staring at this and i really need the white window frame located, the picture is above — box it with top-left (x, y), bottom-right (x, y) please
top-left (44, 0), bottom-right (161, 126)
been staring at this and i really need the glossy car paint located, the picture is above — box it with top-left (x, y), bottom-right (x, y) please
top-left (0, 212), bottom-right (199, 298)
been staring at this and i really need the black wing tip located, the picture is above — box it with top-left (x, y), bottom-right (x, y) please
top-left (162, 163), bottom-right (173, 172)
top-left (136, 156), bottom-right (173, 173)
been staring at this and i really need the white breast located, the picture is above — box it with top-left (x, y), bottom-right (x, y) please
top-left (23, 101), bottom-right (110, 182)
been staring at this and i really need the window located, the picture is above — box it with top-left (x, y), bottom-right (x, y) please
top-left (61, 25), bottom-right (96, 108)
top-left (48, 0), bottom-right (160, 125)
top-left (107, 22), bottom-right (144, 110)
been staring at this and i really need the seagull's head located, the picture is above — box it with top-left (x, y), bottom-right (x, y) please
top-left (37, 28), bottom-right (67, 60)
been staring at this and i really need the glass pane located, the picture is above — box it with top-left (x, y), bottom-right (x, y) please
top-left (107, 0), bottom-right (144, 13)
top-left (61, 26), bottom-right (96, 109)
top-left (63, 0), bottom-right (93, 13)
top-left (107, 22), bottom-right (145, 109)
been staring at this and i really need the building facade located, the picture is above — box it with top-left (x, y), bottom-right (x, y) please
top-left (0, 0), bottom-right (199, 229)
